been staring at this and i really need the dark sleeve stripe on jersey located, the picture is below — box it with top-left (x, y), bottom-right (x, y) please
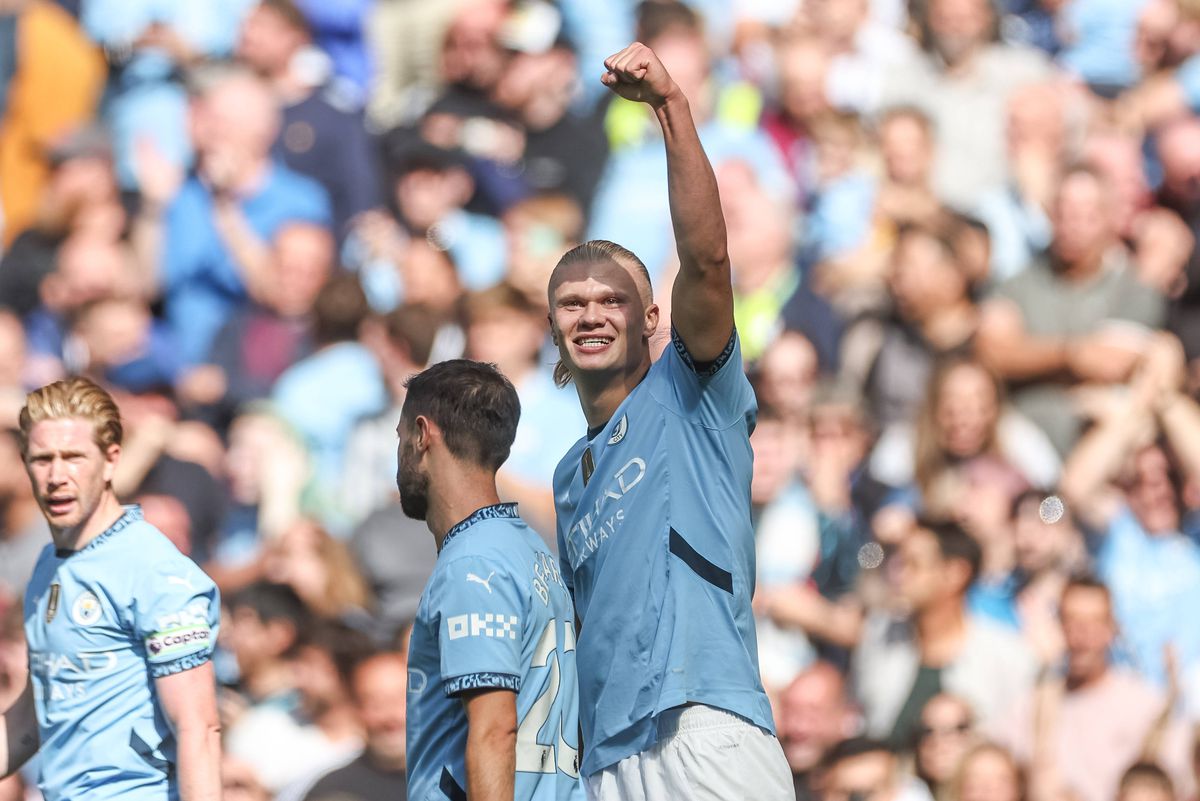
top-left (440, 767), bottom-right (468, 801)
top-left (442, 672), bottom-right (521, 697)
top-left (149, 650), bottom-right (212, 679)
top-left (669, 528), bottom-right (734, 594)
top-left (670, 326), bottom-right (738, 377)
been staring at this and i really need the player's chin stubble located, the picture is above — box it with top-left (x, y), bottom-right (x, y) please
top-left (397, 464), bottom-right (429, 521)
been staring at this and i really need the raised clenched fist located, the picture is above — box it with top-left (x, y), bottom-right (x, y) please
top-left (600, 42), bottom-right (679, 108)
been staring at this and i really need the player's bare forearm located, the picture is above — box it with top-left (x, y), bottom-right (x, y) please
top-left (174, 719), bottom-right (222, 801)
top-left (656, 93), bottom-right (735, 361)
top-left (602, 42), bottom-right (733, 361)
top-left (464, 690), bottom-right (517, 801)
top-left (156, 664), bottom-right (222, 801)
top-left (1, 682), bottom-right (38, 778)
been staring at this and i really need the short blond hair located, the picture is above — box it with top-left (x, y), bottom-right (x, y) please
top-left (18, 377), bottom-right (123, 454)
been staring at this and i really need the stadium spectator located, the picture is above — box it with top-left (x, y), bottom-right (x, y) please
top-left (820, 738), bottom-right (934, 801)
top-left (271, 273), bottom-right (386, 530)
top-left (237, 0), bottom-right (380, 237)
top-left (997, 577), bottom-right (1193, 801)
top-left (977, 164), bottom-right (1166, 457)
top-left (915, 694), bottom-right (979, 801)
top-left (150, 64), bottom-right (331, 367)
top-left (186, 220), bottom-right (332, 425)
top-left (347, 498), bottom-right (437, 641)
top-left (501, 192), bottom-right (585, 311)
top-left (777, 661), bottom-right (859, 801)
top-left (854, 520), bottom-right (1036, 746)
top-left (301, 649), bottom-right (410, 801)
top-left (223, 581), bottom-right (320, 793)
top-left (1059, 332), bottom-right (1200, 688)
top-left (882, 0), bottom-right (1051, 209)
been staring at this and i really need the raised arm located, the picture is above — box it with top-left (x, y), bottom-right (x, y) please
top-left (602, 43), bottom-right (733, 362)
top-left (1, 682), bottom-right (38, 778)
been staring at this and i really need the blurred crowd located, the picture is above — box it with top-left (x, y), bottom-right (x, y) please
top-left (3, 0), bottom-right (1200, 799)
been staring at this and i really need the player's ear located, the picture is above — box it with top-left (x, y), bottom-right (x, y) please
top-left (413, 415), bottom-right (436, 453)
top-left (643, 302), bottom-right (660, 339)
top-left (102, 443), bottom-right (120, 484)
top-left (548, 314), bottom-right (560, 347)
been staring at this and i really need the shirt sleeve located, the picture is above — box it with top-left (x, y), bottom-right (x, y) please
top-left (654, 326), bottom-right (755, 429)
top-left (433, 555), bottom-right (527, 697)
top-left (132, 551), bottom-right (221, 679)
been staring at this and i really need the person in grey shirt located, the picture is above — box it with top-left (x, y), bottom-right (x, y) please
top-left (977, 165), bottom-right (1166, 456)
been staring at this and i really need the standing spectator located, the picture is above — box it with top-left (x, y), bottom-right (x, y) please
top-left (188, 221), bottom-right (332, 425)
top-left (977, 165), bottom-right (1166, 456)
top-left (301, 649), bottom-right (410, 801)
top-left (348, 499), bottom-right (437, 641)
top-left (223, 582), bottom-right (322, 794)
top-left (273, 620), bottom-right (373, 801)
top-left (997, 578), bottom-right (1193, 801)
top-left (271, 273), bottom-right (386, 531)
top-left (1059, 333), bottom-right (1200, 687)
top-left (491, 29), bottom-right (609, 213)
top-left (881, 0), bottom-right (1052, 209)
top-left (854, 520), bottom-right (1036, 745)
top-left (761, 34), bottom-right (830, 194)
top-left (150, 65), bottom-right (332, 366)
top-left (0, 0), bottom-right (105, 246)
top-left (778, 662), bottom-right (859, 801)
top-left (237, 0), bottom-right (381, 237)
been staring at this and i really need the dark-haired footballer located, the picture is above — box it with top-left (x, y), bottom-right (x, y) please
top-left (399, 360), bottom-right (581, 801)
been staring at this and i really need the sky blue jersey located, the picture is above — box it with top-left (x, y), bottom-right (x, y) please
top-left (553, 330), bottom-right (775, 776)
top-left (23, 506), bottom-right (220, 801)
top-left (407, 503), bottom-right (583, 801)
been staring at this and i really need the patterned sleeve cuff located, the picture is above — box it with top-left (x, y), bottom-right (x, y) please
top-left (671, 327), bottom-right (737, 378)
top-left (443, 672), bottom-right (521, 697)
top-left (149, 650), bottom-right (212, 679)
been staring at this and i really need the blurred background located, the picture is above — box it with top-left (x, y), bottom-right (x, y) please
top-left (3, 0), bottom-right (1200, 799)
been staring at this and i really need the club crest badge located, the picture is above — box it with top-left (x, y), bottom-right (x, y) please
top-left (72, 591), bottom-right (102, 626)
top-left (607, 414), bottom-right (628, 446)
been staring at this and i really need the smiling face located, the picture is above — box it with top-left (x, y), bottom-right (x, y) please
top-left (549, 258), bottom-right (658, 386)
top-left (24, 417), bottom-right (118, 535)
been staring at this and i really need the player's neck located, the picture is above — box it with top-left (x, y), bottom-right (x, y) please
top-left (427, 468), bottom-right (504, 551)
top-left (50, 491), bottom-right (126, 553)
top-left (575, 356), bottom-right (652, 430)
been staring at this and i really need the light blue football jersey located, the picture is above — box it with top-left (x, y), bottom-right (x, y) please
top-left (22, 506), bottom-right (220, 801)
top-left (407, 503), bottom-right (583, 801)
top-left (553, 330), bottom-right (775, 776)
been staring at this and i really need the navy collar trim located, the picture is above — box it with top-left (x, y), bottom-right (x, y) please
top-left (56, 505), bottom-right (142, 559)
top-left (440, 503), bottom-right (519, 552)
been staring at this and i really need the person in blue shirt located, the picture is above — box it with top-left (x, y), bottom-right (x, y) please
top-left (548, 43), bottom-right (792, 800)
top-left (0, 377), bottom-right (221, 801)
top-left (399, 360), bottom-right (582, 801)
